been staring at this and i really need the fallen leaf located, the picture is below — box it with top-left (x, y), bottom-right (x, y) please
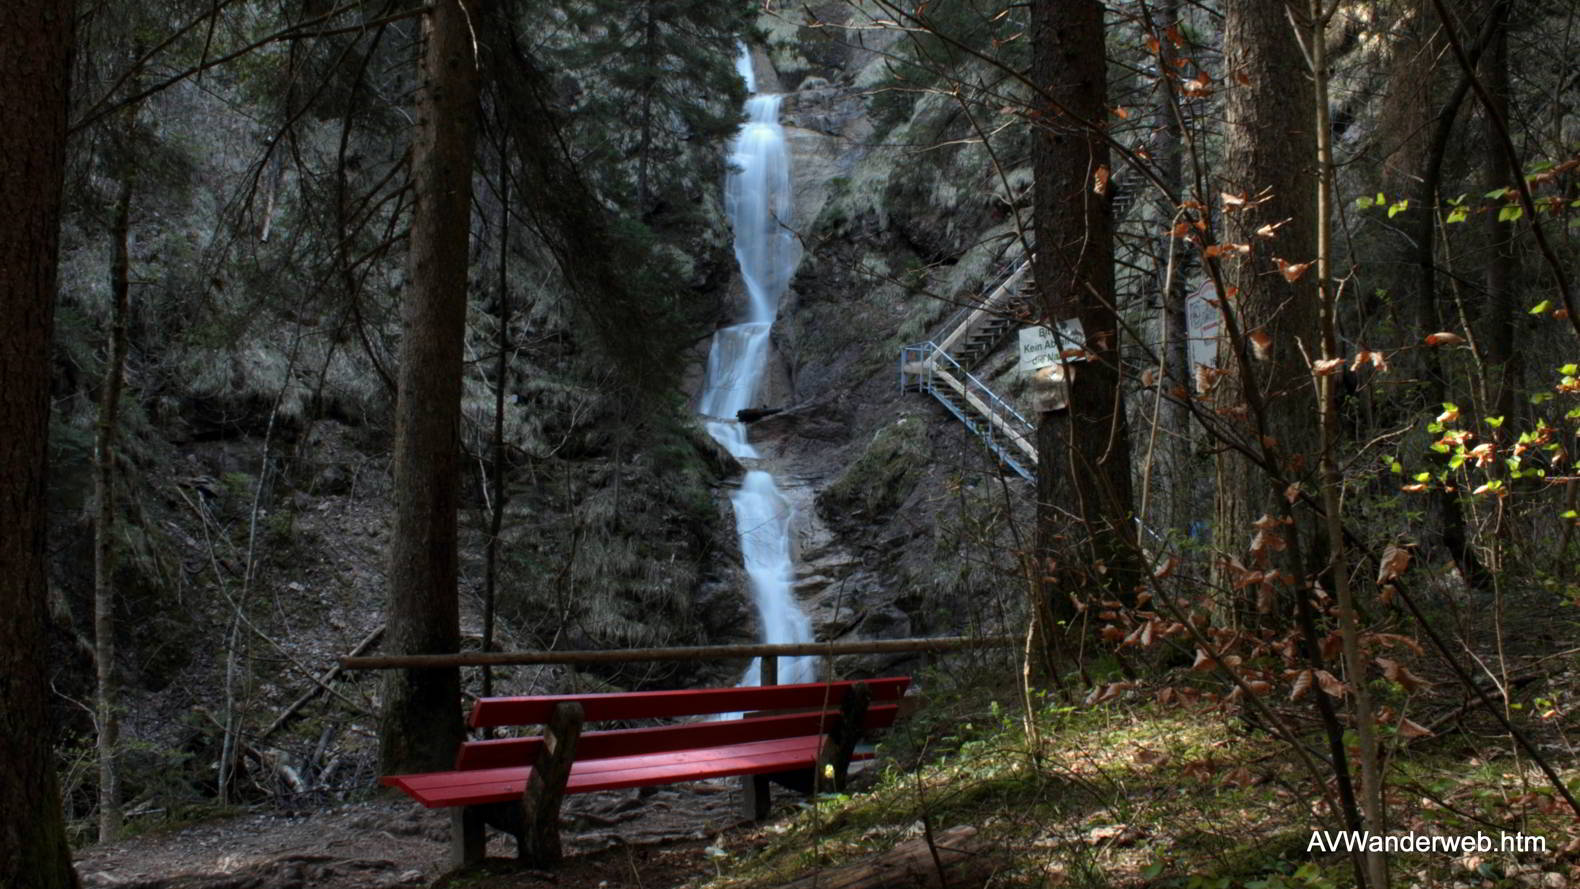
top-left (1397, 717), bottom-right (1433, 739)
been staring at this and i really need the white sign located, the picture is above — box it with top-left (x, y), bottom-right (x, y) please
top-left (1018, 319), bottom-right (1087, 375)
top-left (1185, 281), bottom-right (1220, 368)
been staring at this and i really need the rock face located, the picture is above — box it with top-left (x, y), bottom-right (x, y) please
top-left (701, 4), bottom-right (1036, 678)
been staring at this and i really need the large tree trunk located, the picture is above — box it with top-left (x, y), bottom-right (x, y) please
top-left (0, 3), bottom-right (82, 888)
top-left (1211, 0), bottom-right (1321, 621)
top-left (378, 0), bottom-right (480, 776)
top-left (1029, 0), bottom-right (1137, 654)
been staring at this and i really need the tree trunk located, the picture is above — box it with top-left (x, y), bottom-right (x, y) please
top-left (95, 174), bottom-right (134, 844)
top-left (1151, 0), bottom-right (1194, 542)
top-left (1211, 0), bottom-right (1321, 620)
top-left (1478, 2), bottom-right (1518, 427)
top-left (379, 0), bottom-right (480, 776)
top-left (0, 3), bottom-right (82, 887)
top-left (1030, 0), bottom-right (1137, 641)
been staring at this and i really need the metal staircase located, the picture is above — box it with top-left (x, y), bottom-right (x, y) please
top-left (900, 258), bottom-right (1039, 481)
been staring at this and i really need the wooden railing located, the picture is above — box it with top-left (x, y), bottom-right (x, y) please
top-left (341, 635), bottom-right (1016, 672)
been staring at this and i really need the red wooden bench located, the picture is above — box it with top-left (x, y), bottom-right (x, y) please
top-left (380, 677), bottom-right (912, 868)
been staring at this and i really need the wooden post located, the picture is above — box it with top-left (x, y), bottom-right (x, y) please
top-left (742, 655), bottom-right (777, 820)
top-left (450, 806), bottom-right (487, 868)
top-left (816, 682), bottom-right (871, 793)
top-left (520, 701), bottom-right (583, 866)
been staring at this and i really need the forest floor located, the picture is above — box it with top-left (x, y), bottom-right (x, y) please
top-left (73, 778), bottom-right (771, 889)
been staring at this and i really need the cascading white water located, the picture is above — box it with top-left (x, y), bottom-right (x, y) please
top-left (698, 46), bottom-right (814, 686)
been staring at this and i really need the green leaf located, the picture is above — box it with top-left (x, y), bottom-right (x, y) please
top-left (1567, 407), bottom-right (1580, 419)
top-left (1486, 415), bottom-right (1504, 428)
top-left (1390, 460), bottom-right (1403, 474)
top-left (1529, 300), bottom-right (1551, 315)
top-left (1486, 187), bottom-right (1511, 200)
top-left (1499, 204), bottom-right (1524, 223)
top-left (1446, 205), bottom-right (1469, 224)
top-left (1562, 510), bottom-right (1578, 520)
top-left (1355, 195), bottom-right (1375, 210)
top-left (1388, 198), bottom-right (1410, 218)
top-left (1449, 453), bottom-right (1465, 470)
top-left (1415, 471), bottom-right (1431, 483)
top-left (1376, 191), bottom-right (1386, 206)
top-left (1561, 364), bottom-right (1578, 375)
top-left (1532, 392), bottom-right (1554, 404)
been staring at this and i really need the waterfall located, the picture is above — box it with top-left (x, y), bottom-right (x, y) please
top-left (698, 46), bottom-right (815, 686)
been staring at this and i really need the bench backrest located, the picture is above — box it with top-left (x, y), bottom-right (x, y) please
top-left (458, 677), bottom-right (911, 771)
top-left (467, 677), bottom-right (911, 728)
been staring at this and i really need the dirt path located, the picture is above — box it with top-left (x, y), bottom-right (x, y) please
top-left (74, 780), bottom-right (764, 889)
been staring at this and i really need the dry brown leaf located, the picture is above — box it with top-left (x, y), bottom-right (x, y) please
top-left (1275, 257), bottom-right (1312, 282)
top-left (1249, 329), bottom-right (1273, 359)
top-left (1256, 218), bottom-right (1290, 238)
top-left (1397, 717), bottom-right (1433, 739)
top-left (1377, 544), bottom-right (1411, 585)
top-left (1093, 164), bottom-right (1110, 196)
top-left (1424, 331), bottom-right (1465, 346)
top-left (1314, 669), bottom-right (1347, 698)
top-left (1311, 358), bottom-right (1344, 376)
top-left (1221, 191), bottom-right (1248, 211)
top-left (1154, 555), bottom-right (1179, 579)
top-left (1437, 404), bottom-right (1460, 423)
top-left (1191, 649), bottom-right (1216, 672)
top-left (1284, 482), bottom-right (1301, 504)
top-left (1290, 668), bottom-right (1313, 701)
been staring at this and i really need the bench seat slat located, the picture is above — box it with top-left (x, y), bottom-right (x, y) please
top-left (468, 678), bottom-right (910, 728)
top-left (386, 736), bottom-right (845, 808)
top-left (456, 703), bottom-right (900, 770)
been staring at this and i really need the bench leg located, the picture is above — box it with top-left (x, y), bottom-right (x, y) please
top-left (450, 806), bottom-right (486, 869)
top-left (521, 701), bottom-right (584, 867)
top-left (816, 681), bottom-right (871, 794)
top-left (742, 774), bottom-right (771, 821)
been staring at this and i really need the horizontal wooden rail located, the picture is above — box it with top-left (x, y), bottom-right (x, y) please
top-left (340, 635), bottom-right (1016, 670)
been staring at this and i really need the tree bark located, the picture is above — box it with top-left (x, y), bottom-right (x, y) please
top-left (0, 2), bottom-right (82, 887)
top-left (378, 0), bottom-right (480, 776)
top-left (1030, 0), bottom-right (1137, 642)
top-left (1478, 2), bottom-right (1519, 427)
top-left (95, 174), bottom-right (134, 844)
top-left (1211, 0), bottom-right (1321, 620)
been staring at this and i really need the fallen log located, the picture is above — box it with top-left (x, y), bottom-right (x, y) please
top-left (774, 825), bottom-right (1000, 889)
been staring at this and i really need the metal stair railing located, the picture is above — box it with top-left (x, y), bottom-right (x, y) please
top-left (933, 259), bottom-right (1033, 362)
top-left (900, 342), bottom-right (1037, 481)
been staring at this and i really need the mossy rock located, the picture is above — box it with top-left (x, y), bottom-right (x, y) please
top-left (818, 415), bottom-right (931, 521)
